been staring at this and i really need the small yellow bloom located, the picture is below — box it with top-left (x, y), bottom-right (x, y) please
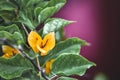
top-left (45, 59), bottom-right (55, 74)
top-left (28, 31), bottom-right (55, 56)
top-left (2, 45), bottom-right (18, 58)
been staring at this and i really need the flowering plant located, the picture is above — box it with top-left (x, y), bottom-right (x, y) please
top-left (0, 0), bottom-right (95, 80)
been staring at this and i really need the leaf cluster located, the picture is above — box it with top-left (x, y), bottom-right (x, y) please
top-left (0, 0), bottom-right (96, 80)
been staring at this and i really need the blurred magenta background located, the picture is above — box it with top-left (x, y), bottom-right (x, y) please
top-left (54, 0), bottom-right (119, 80)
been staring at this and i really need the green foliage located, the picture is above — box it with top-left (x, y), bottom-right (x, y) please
top-left (17, 11), bottom-right (35, 30)
top-left (0, 24), bottom-right (20, 33)
top-left (0, 54), bottom-right (34, 79)
top-left (38, 7), bottom-right (56, 24)
top-left (52, 54), bottom-right (96, 76)
top-left (43, 18), bottom-right (73, 35)
top-left (0, 0), bottom-right (96, 80)
top-left (0, 31), bottom-right (24, 45)
top-left (0, 0), bottom-right (16, 11)
top-left (12, 32), bottom-right (25, 45)
top-left (13, 70), bottom-right (40, 80)
top-left (57, 77), bottom-right (77, 80)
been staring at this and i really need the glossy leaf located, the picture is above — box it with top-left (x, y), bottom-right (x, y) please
top-left (18, 11), bottom-right (35, 30)
top-left (0, 31), bottom-right (13, 41)
top-left (0, 1), bottom-right (16, 11)
top-left (55, 28), bottom-right (65, 42)
top-left (36, 0), bottom-right (66, 24)
top-left (38, 7), bottom-right (56, 24)
top-left (47, 0), bottom-right (66, 12)
top-left (13, 70), bottom-right (40, 80)
top-left (25, 0), bottom-right (35, 8)
top-left (0, 10), bottom-right (15, 23)
top-left (39, 38), bottom-right (87, 66)
top-left (0, 31), bottom-right (24, 45)
top-left (0, 24), bottom-right (20, 34)
top-left (48, 38), bottom-right (86, 57)
top-left (34, 7), bottom-right (43, 18)
top-left (57, 77), bottom-right (77, 80)
top-left (0, 54), bottom-right (34, 79)
top-left (1, 24), bottom-right (25, 44)
top-left (13, 32), bottom-right (25, 45)
top-left (52, 54), bottom-right (96, 76)
top-left (43, 18), bottom-right (73, 35)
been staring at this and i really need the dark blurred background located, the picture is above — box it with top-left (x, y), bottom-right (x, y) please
top-left (54, 0), bottom-right (120, 80)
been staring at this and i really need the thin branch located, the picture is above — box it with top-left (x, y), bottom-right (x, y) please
top-left (18, 49), bottom-right (50, 80)
top-left (50, 72), bottom-right (59, 80)
top-left (21, 23), bottom-right (30, 49)
top-left (21, 23), bottom-right (29, 35)
top-left (50, 75), bottom-right (59, 80)
top-left (36, 56), bottom-right (42, 78)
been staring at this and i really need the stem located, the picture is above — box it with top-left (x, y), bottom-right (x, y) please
top-left (21, 23), bottom-right (29, 35)
top-left (19, 49), bottom-right (50, 80)
top-left (50, 75), bottom-right (59, 80)
top-left (50, 72), bottom-right (59, 80)
top-left (21, 23), bottom-right (30, 49)
top-left (36, 56), bottom-right (41, 78)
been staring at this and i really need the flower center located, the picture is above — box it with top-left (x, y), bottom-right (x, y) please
top-left (41, 39), bottom-right (48, 48)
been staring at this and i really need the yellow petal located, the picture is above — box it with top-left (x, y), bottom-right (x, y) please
top-left (2, 53), bottom-right (11, 58)
top-left (45, 59), bottom-right (55, 75)
top-left (40, 32), bottom-right (55, 56)
top-left (2, 45), bottom-right (18, 58)
top-left (36, 44), bottom-right (46, 54)
top-left (28, 31), bottom-right (42, 53)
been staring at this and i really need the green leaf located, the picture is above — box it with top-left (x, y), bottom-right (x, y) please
top-left (0, 1), bottom-right (16, 11)
top-left (35, 0), bottom-right (49, 8)
top-left (13, 32), bottom-right (25, 45)
top-left (0, 31), bottom-right (25, 45)
top-left (48, 38), bottom-right (85, 57)
top-left (43, 18), bottom-right (73, 35)
top-left (35, 0), bottom-right (66, 25)
top-left (13, 70), bottom-right (40, 80)
top-left (47, 0), bottom-right (66, 12)
top-left (0, 31), bottom-right (13, 41)
top-left (34, 7), bottom-right (43, 26)
top-left (40, 38), bottom-right (87, 66)
top-left (0, 10), bottom-right (15, 23)
top-left (57, 77), bottom-right (77, 80)
top-left (55, 28), bottom-right (65, 42)
top-left (34, 7), bottom-right (43, 18)
top-left (38, 7), bottom-right (56, 24)
top-left (25, 0), bottom-right (34, 8)
top-left (0, 54), bottom-right (34, 79)
top-left (18, 11), bottom-right (35, 30)
top-left (13, 0), bottom-right (26, 9)
top-left (52, 54), bottom-right (96, 76)
top-left (0, 24), bottom-right (20, 34)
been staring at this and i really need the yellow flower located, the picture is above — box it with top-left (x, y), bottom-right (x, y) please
top-left (45, 59), bottom-right (55, 74)
top-left (2, 45), bottom-right (18, 58)
top-left (28, 31), bottom-right (55, 56)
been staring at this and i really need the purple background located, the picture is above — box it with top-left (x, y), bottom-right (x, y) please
top-left (55, 0), bottom-right (119, 80)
